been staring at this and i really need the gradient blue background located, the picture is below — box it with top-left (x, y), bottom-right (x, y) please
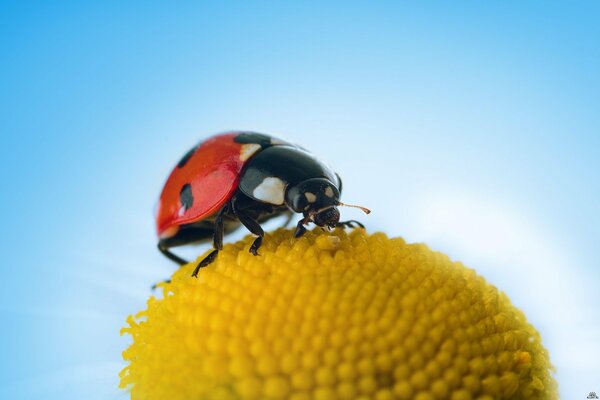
top-left (1, 2), bottom-right (598, 399)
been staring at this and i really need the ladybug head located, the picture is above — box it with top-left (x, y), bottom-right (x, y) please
top-left (313, 206), bottom-right (341, 228)
top-left (285, 178), bottom-right (341, 227)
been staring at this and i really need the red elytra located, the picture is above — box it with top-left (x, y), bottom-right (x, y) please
top-left (155, 132), bottom-right (247, 238)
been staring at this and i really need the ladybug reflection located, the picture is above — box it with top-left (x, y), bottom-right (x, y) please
top-left (155, 132), bottom-right (370, 276)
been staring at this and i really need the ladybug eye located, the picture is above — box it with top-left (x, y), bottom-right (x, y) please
top-left (292, 194), bottom-right (309, 212)
top-left (285, 185), bottom-right (307, 212)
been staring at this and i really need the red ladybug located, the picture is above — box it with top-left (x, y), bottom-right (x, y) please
top-left (156, 131), bottom-right (370, 276)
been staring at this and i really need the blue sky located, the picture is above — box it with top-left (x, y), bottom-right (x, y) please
top-left (1, 2), bottom-right (599, 399)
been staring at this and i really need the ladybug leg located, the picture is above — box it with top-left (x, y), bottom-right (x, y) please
top-left (231, 197), bottom-right (265, 256)
top-left (294, 216), bottom-right (311, 238)
top-left (192, 204), bottom-right (229, 277)
top-left (157, 243), bottom-right (188, 266)
top-left (192, 250), bottom-right (218, 277)
top-left (337, 220), bottom-right (365, 229)
top-left (238, 213), bottom-right (264, 256)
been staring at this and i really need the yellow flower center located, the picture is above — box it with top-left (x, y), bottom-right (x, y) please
top-left (120, 228), bottom-right (557, 399)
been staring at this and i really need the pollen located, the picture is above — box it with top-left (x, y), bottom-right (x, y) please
top-left (120, 228), bottom-right (557, 399)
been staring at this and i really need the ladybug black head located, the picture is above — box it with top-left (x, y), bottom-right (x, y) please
top-left (285, 178), bottom-right (341, 226)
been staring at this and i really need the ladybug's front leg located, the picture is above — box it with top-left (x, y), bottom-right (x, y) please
top-left (192, 204), bottom-right (229, 277)
top-left (294, 216), bottom-right (311, 238)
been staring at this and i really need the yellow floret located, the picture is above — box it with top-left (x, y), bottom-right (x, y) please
top-left (120, 228), bottom-right (557, 399)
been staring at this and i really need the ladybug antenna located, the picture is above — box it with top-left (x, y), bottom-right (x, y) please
top-left (336, 201), bottom-right (371, 214)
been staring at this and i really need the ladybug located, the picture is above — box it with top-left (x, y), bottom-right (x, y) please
top-left (155, 131), bottom-right (370, 276)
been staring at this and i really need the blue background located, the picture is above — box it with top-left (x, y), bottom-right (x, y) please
top-left (1, 2), bottom-right (598, 399)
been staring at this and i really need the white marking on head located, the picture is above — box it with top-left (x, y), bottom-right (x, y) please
top-left (239, 144), bottom-right (262, 161)
top-left (253, 177), bottom-right (286, 205)
top-left (178, 205), bottom-right (186, 217)
top-left (305, 192), bottom-right (317, 203)
top-left (325, 187), bottom-right (334, 198)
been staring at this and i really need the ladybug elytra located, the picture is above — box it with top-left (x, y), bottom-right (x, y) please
top-left (155, 132), bottom-right (370, 276)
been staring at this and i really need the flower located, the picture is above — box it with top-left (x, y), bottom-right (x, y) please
top-left (120, 228), bottom-right (557, 399)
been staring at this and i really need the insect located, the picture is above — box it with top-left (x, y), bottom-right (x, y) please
top-left (155, 131), bottom-right (370, 276)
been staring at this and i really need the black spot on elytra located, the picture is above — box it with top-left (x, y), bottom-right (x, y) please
top-left (180, 183), bottom-right (194, 211)
top-left (233, 132), bottom-right (274, 147)
top-left (177, 145), bottom-right (198, 168)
